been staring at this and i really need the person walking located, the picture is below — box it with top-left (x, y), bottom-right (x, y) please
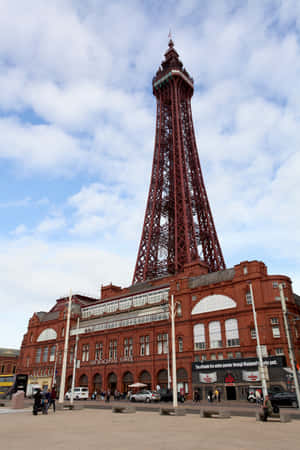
top-left (255, 389), bottom-right (261, 406)
top-left (105, 389), bottom-right (110, 403)
top-left (33, 388), bottom-right (42, 415)
top-left (49, 386), bottom-right (57, 412)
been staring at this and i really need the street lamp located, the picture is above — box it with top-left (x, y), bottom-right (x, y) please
top-left (58, 290), bottom-right (72, 404)
top-left (170, 294), bottom-right (178, 408)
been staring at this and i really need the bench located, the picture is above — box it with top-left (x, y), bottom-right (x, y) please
top-left (200, 408), bottom-right (231, 419)
top-left (112, 406), bottom-right (136, 414)
top-left (160, 407), bottom-right (186, 416)
top-left (256, 410), bottom-right (291, 423)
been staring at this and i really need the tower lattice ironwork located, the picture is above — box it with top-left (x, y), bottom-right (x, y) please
top-left (133, 40), bottom-right (226, 284)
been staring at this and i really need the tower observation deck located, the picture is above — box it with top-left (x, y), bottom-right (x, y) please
top-left (133, 40), bottom-right (226, 284)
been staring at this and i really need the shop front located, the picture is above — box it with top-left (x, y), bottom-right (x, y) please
top-left (192, 356), bottom-right (287, 401)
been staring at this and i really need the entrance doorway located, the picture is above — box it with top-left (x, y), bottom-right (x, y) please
top-left (107, 372), bottom-right (117, 394)
top-left (226, 386), bottom-right (236, 400)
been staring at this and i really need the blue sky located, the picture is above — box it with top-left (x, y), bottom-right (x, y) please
top-left (1, 0), bottom-right (300, 348)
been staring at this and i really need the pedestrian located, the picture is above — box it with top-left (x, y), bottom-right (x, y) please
top-left (261, 395), bottom-right (273, 421)
top-left (255, 389), bottom-right (261, 406)
top-left (49, 385), bottom-right (57, 412)
top-left (105, 390), bottom-right (110, 403)
top-left (33, 388), bottom-right (42, 415)
top-left (208, 390), bottom-right (213, 402)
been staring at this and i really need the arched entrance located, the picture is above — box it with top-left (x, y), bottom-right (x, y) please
top-left (122, 371), bottom-right (134, 393)
top-left (177, 368), bottom-right (188, 395)
top-left (157, 369), bottom-right (168, 390)
top-left (139, 370), bottom-right (151, 390)
top-left (67, 375), bottom-right (73, 390)
top-left (93, 373), bottom-right (102, 394)
top-left (107, 372), bottom-right (117, 394)
top-left (79, 374), bottom-right (88, 387)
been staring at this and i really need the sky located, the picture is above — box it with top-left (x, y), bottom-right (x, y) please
top-left (1, 0), bottom-right (300, 349)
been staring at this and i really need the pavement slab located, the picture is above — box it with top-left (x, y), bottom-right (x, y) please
top-left (0, 408), bottom-right (299, 450)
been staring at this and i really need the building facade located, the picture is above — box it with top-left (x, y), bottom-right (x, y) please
top-left (0, 348), bottom-right (19, 375)
top-left (17, 260), bottom-right (300, 400)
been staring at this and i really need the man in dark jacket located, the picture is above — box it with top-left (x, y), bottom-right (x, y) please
top-left (33, 389), bottom-right (42, 415)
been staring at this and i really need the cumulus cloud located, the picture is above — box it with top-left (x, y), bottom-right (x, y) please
top-left (0, 0), bottom-right (300, 347)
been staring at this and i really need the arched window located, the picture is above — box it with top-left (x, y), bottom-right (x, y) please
top-left (225, 319), bottom-right (240, 347)
top-left (193, 324), bottom-right (205, 350)
top-left (209, 321), bottom-right (222, 349)
top-left (37, 328), bottom-right (57, 342)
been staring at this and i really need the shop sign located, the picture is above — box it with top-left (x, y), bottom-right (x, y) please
top-left (224, 373), bottom-right (235, 384)
top-left (199, 372), bottom-right (217, 383)
top-left (192, 356), bottom-right (285, 371)
top-left (242, 370), bottom-right (260, 382)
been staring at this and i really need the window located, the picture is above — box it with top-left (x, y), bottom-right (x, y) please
top-left (272, 326), bottom-right (280, 338)
top-left (225, 319), bottom-right (240, 347)
top-left (95, 343), bottom-right (103, 360)
top-left (30, 333), bottom-right (33, 343)
top-left (49, 345), bottom-right (56, 362)
top-left (82, 344), bottom-right (89, 362)
top-left (69, 346), bottom-right (74, 363)
top-left (250, 329), bottom-right (256, 339)
top-left (235, 352), bottom-right (242, 358)
top-left (178, 337), bottom-right (183, 353)
top-left (58, 351), bottom-right (62, 364)
top-left (209, 321), bottom-right (222, 349)
top-left (192, 295), bottom-right (197, 301)
top-left (114, 340), bottom-right (118, 359)
top-left (194, 324), bottom-right (206, 350)
top-left (194, 355), bottom-right (200, 362)
top-left (243, 266), bottom-right (248, 275)
top-left (12, 366), bottom-right (16, 374)
top-left (218, 353), bottom-right (223, 360)
top-left (61, 327), bottom-right (64, 337)
top-left (35, 348), bottom-right (41, 363)
top-left (145, 336), bottom-right (150, 356)
top-left (275, 348), bottom-right (284, 355)
top-left (201, 354), bottom-right (206, 361)
top-left (176, 302), bottom-right (182, 317)
top-left (272, 282), bottom-right (278, 288)
top-left (157, 334), bottom-right (168, 354)
top-left (227, 352), bottom-right (233, 359)
top-left (140, 336), bottom-right (145, 356)
top-left (246, 291), bottom-right (252, 304)
top-left (110, 340), bottom-right (114, 359)
top-left (271, 318), bottom-right (279, 325)
top-left (210, 353), bottom-right (216, 360)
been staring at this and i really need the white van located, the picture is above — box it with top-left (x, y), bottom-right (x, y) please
top-left (26, 384), bottom-right (42, 398)
top-left (65, 387), bottom-right (89, 400)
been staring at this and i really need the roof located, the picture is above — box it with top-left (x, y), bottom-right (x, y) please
top-left (0, 348), bottom-right (20, 357)
top-left (188, 268), bottom-right (235, 289)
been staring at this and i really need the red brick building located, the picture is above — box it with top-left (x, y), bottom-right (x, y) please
top-left (17, 259), bottom-right (300, 400)
top-left (0, 348), bottom-right (19, 375)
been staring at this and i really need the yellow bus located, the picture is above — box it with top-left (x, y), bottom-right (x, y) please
top-left (0, 374), bottom-right (15, 398)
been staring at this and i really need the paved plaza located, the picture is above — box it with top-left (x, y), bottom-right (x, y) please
top-left (0, 407), bottom-right (299, 450)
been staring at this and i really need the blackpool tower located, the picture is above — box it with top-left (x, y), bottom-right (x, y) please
top-left (133, 40), bottom-right (226, 284)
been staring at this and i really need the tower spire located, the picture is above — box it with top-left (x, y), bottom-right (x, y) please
top-left (133, 43), bottom-right (225, 284)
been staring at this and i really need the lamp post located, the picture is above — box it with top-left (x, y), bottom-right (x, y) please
top-left (58, 290), bottom-right (72, 404)
top-left (279, 284), bottom-right (300, 408)
top-left (70, 317), bottom-right (80, 405)
top-left (248, 283), bottom-right (268, 398)
top-left (170, 294), bottom-right (178, 408)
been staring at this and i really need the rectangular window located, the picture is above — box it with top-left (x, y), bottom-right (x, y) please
top-left (49, 345), bottom-right (56, 362)
top-left (124, 339), bottom-right (129, 357)
top-left (43, 347), bottom-right (48, 362)
top-left (275, 348), bottom-right (284, 355)
top-left (163, 334), bottom-right (168, 354)
top-left (113, 340), bottom-right (118, 360)
top-left (82, 344), bottom-right (89, 362)
top-left (109, 341), bottom-right (114, 359)
top-left (140, 336), bottom-right (145, 356)
top-left (271, 318), bottom-right (279, 325)
top-left (95, 343), bottom-right (103, 360)
top-left (178, 337), bottom-right (183, 353)
top-left (145, 335), bottom-right (150, 356)
top-left (251, 329), bottom-right (256, 339)
top-left (246, 292), bottom-right (252, 304)
top-left (69, 346), bottom-right (74, 363)
top-left (210, 353), bottom-right (216, 360)
top-left (272, 282), bottom-right (278, 288)
top-left (217, 353), bottom-right (223, 360)
top-left (157, 335), bottom-right (162, 354)
top-left (58, 351), bottom-right (62, 364)
top-left (235, 352), bottom-right (242, 358)
top-left (227, 352), bottom-right (233, 359)
top-left (35, 348), bottom-right (41, 363)
top-left (201, 354), bottom-right (206, 361)
top-left (272, 326), bottom-right (280, 338)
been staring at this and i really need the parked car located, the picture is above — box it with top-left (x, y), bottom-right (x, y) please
top-left (270, 391), bottom-right (298, 409)
top-left (65, 387), bottom-right (89, 400)
top-left (159, 389), bottom-right (185, 403)
top-left (130, 390), bottom-right (160, 403)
